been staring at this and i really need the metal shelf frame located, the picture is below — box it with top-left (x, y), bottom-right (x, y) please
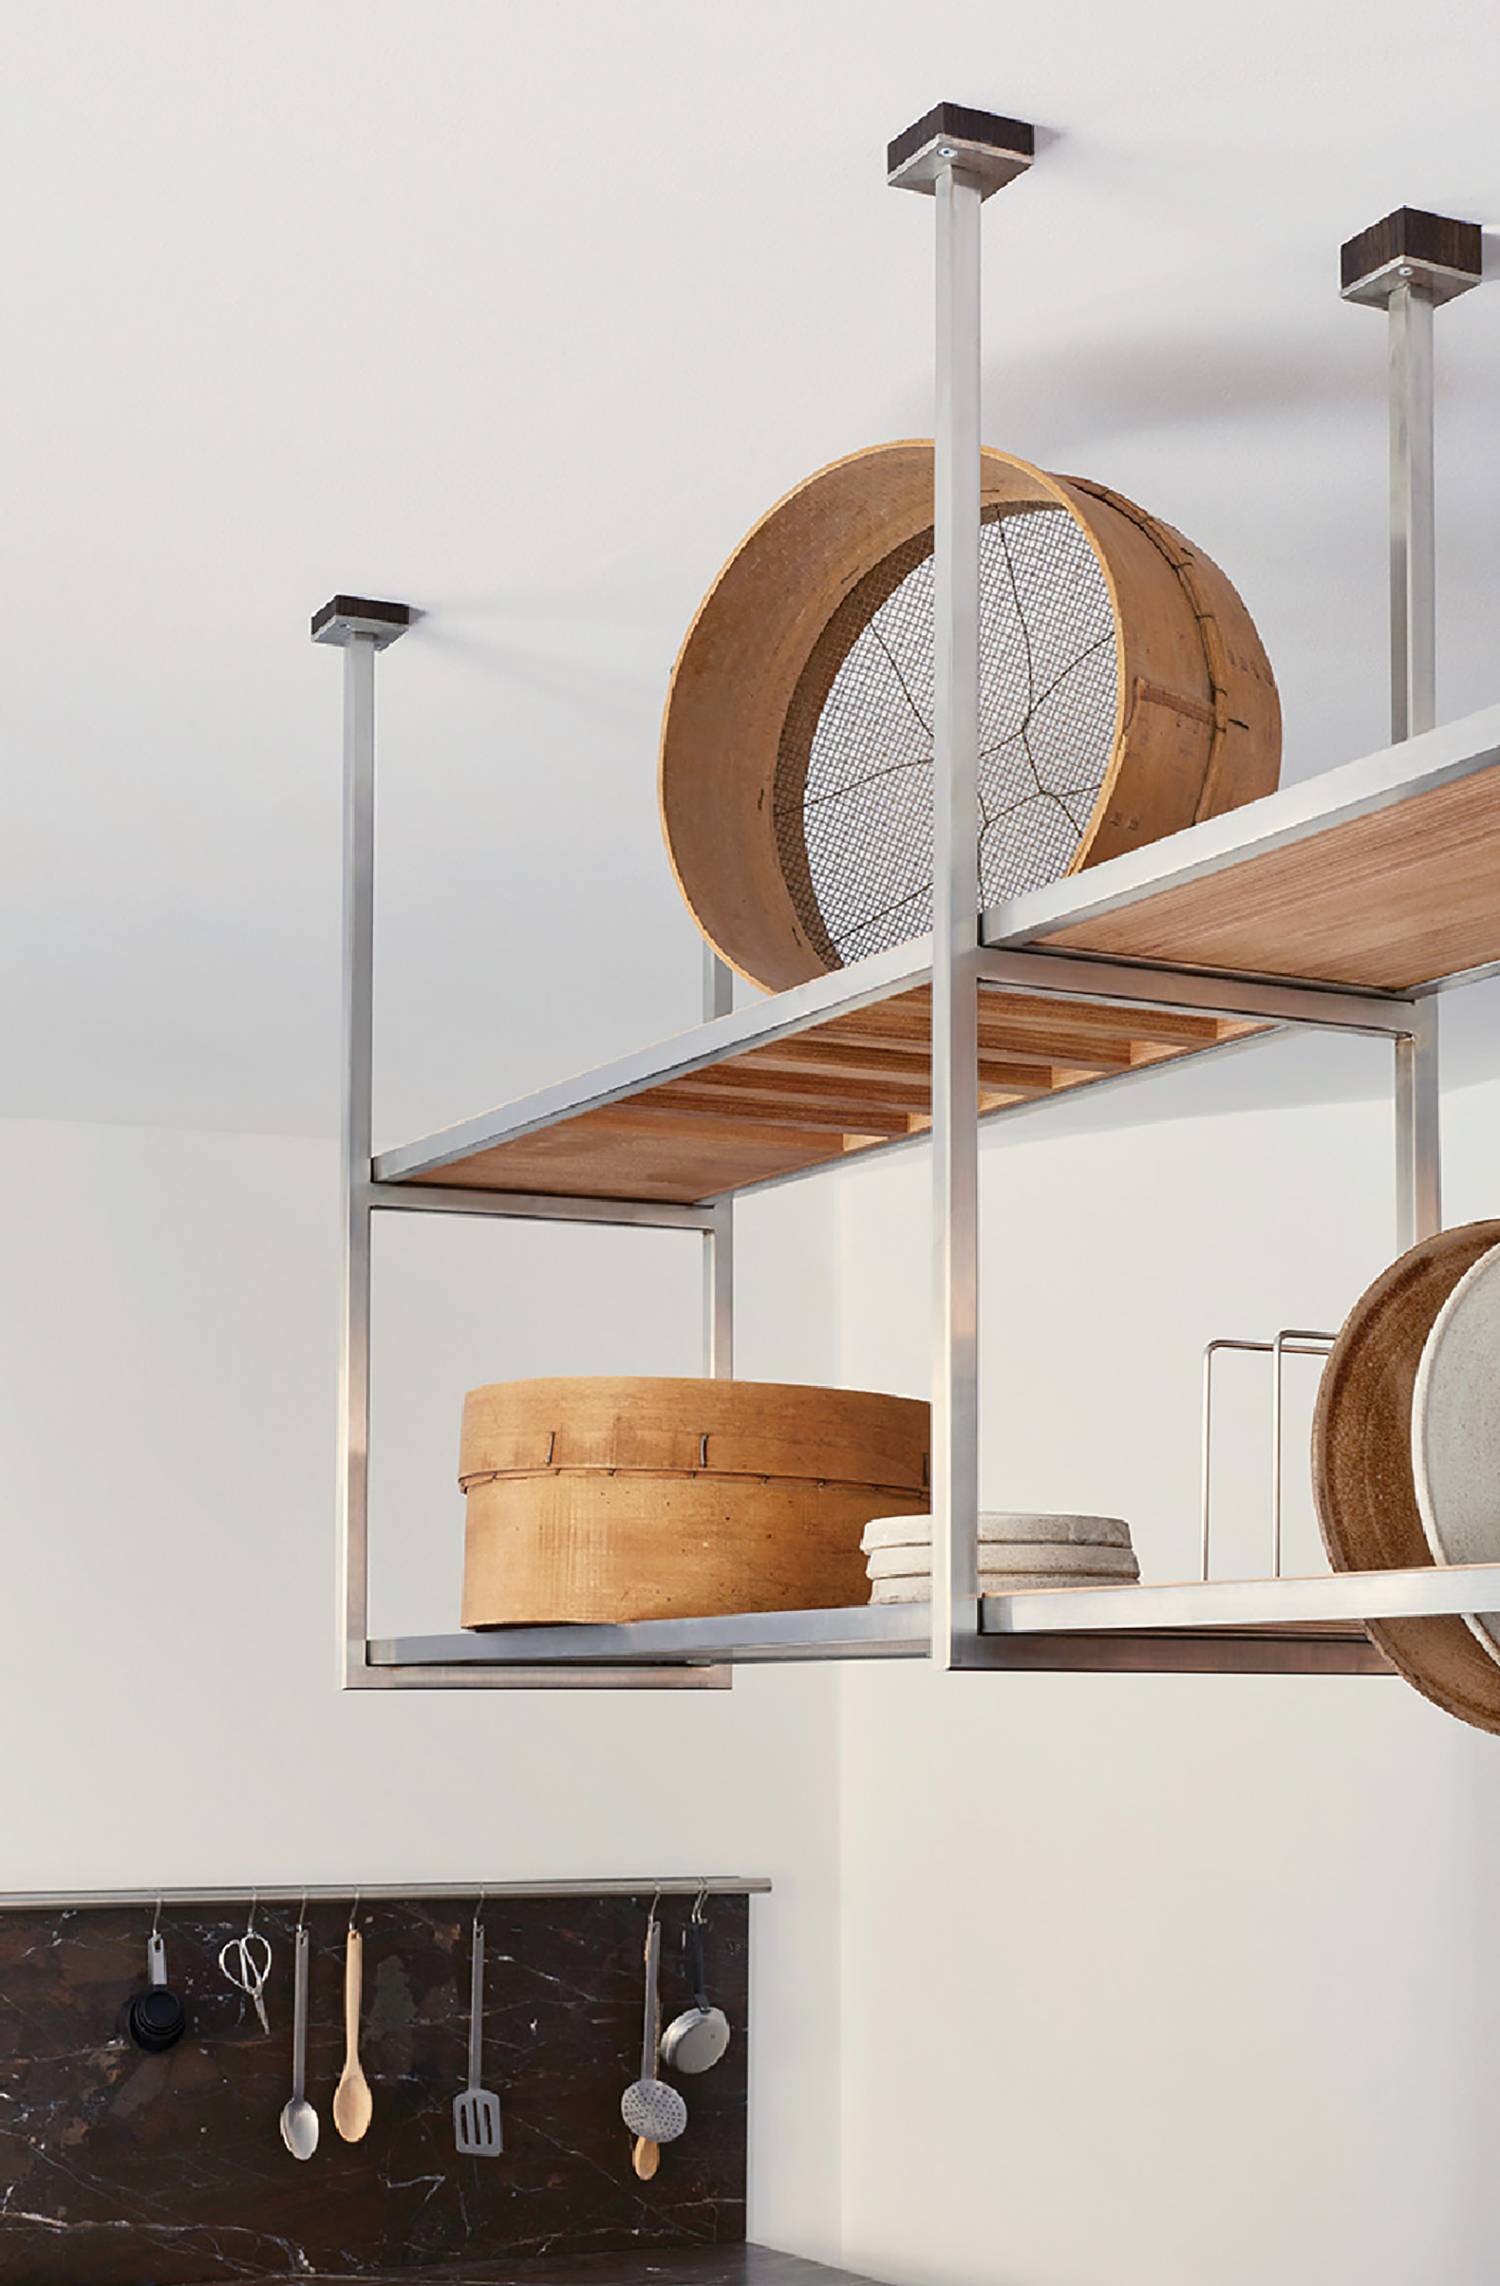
top-left (373, 1564), bottom-right (1500, 1676)
top-left (316, 603), bottom-right (737, 1693)
top-left (315, 133), bottom-right (1492, 1688)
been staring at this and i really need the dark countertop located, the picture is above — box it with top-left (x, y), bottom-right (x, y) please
top-left (224, 2248), bottom-right (887, 2286)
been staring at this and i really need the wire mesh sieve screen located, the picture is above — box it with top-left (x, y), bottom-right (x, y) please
top-left (773, 504), bottom-right (1116, 966)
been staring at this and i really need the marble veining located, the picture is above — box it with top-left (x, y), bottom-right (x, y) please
top-left (0, 1895), bottom-right (748, 2283)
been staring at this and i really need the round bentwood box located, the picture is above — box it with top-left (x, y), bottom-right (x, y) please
top-left (458, 1376), bottom-right (931, 1626)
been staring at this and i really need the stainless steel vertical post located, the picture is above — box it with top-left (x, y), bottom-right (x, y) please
top-left (929, 157), bottom-right (984, 1669)
top-left (889, 105), bottom-right (1033, 1668)
top-left (702, 948), bottom-right (735, 1377)
top-left (1341, 212), bottom-right (1479, 1252)
top-left (312, 596), bottom-right (415, 1688)
top-left (341, 633), bottom-right (377, 1687)
top-left (1387, 281), bottom-right (1436, 743)
top-left (1387, 292), bottom-right (1442, 1240)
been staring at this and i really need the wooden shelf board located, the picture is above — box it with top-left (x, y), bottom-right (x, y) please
top-left (1038, 768), bottom-right (1500, 984)
top-left (986, 701), bottom-right (1500, 990)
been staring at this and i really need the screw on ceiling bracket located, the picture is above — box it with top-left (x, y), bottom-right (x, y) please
top-left (1340, 206), bottom-right (1483, 309)
top-left (886, 101), bottom-right (1034, 199)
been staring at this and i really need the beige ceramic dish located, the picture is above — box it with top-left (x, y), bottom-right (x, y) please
top-left (1411, 1238), bottom-right (1500, 1664)
top-left (872, 1570), bottom-right (1136, 1605)
top-left (866, 1541), bottom-right (1139, 1582)
top-left (861, 1510), bottom-right (1134, 1553)
top-left (861, 1507), bottom-right (1139, 1606)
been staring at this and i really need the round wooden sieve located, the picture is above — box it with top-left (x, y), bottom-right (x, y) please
top-left (1312, 1221), bottom-right (1500, 1733)
top-left (659, 440), bottom-right (1281, 993)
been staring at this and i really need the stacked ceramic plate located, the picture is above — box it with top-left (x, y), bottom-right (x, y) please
top-left (860, 1511), bottom-right (1140, 1603)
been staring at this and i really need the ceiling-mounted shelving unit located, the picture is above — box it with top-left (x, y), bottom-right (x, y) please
top-left (319, 119), bottom-right (1500, 1691)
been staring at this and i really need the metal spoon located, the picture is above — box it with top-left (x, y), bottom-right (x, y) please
top-left (279, 1924), bottom-right (319, 2161)
top-left (332, 1922), bottom-right (373, 2143)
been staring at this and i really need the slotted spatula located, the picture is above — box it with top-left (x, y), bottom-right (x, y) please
top-left (454, 1915), bottom-right (503, 2157)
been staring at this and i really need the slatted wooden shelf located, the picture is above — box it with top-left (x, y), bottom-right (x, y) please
top-left (379, 982), bottom-right (1256, 1205)
top-left (374, 705), bottom-right (1500, 1209)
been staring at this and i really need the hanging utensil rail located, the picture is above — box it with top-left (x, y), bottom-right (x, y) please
top-left (0, 1877), bottom-right (771, 1913)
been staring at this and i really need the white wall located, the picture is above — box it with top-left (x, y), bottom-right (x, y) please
top-left (0, 1113), bottom-right (845, 2260)
top-left (832, 1028), bottom-right (1500, 2286)
top-left (10, 0), bottom-right (1500, 1149)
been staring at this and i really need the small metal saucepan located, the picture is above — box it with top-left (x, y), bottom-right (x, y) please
top-left (660, 1895), bottom-right (730, 2075)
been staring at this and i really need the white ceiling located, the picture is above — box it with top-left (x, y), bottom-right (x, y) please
top-left (7, 0), bottom-right (1500, 1145)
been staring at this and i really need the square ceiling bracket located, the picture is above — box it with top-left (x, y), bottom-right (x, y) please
top-left (310, 595), bottom-right (419, 649)
top-left (887, 102), bottom-right (1034, 199)
top-left (1340, 207), bottom-right (1483, 308)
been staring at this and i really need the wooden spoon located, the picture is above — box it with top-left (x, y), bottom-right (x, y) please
top-left (332, 1927), bottom-right (373, 2143)
top-left (632, 2136), bottom-right (660, 2180)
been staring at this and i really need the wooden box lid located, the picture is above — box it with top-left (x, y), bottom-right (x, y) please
top-left (459, 1376), bottom-right (930, 1496)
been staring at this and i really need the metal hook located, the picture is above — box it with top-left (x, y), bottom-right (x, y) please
top-left (150, 1895), bottom-right (163, 1941)
top-left (348, 1889), bottom-right (361, 1932)
top-left (642, 1889), bottom-right (663, 1970)
top-left (245, 1889), bottom-right (259, 1938)
top-left (296, 1889), bottom-right (309, 1934)
top-left (692, 1879), bottom-right (711, 1925)
top-left (473, 1887), bottom-right (486, 1939)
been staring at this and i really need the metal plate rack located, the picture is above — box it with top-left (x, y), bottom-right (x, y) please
top-left (318, 115), bottom-right (1500, 1689)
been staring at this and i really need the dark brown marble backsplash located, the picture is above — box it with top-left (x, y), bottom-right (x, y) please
top-left (0, 1893), bottom-right (748, 2285)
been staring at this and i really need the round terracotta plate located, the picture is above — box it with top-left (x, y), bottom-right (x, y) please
top-left (1412, 1239), bottom-right (1500, 1665)
top-left (1312, 1220), bottom-right (1500, 1732)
